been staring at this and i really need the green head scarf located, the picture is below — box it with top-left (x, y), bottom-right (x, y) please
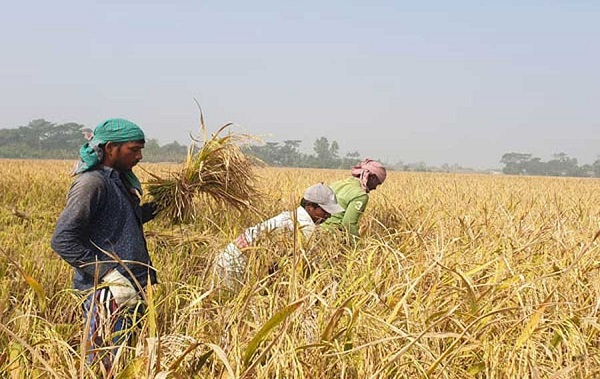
top-left (74, 118), bottom-right (146, 192)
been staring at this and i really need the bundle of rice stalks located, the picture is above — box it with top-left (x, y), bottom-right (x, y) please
top-left (145, 113), bottom-right (262, 223)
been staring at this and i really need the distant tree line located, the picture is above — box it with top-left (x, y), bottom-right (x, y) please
top-left (500, 152), bottom-right (600, 177)
top-left (7, 120), bottom-right (597, 177)
top-left (0, 119), bottom-right (187, 162)
top-left (243, 137), bottom-right (363, 169)
top-left (0, 119), bottom-right (365, 169)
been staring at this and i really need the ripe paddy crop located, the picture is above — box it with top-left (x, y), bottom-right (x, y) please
top-left (1, 159), bottom-right (600, 378)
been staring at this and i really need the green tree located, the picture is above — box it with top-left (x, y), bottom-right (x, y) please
top-left (313, 137), bottom-right (332, 162)
top-left (160, 141), bottom-right (188, 162)
top-left (546, 153), bottom-right (580, 177)
top-left (142, 139), bottom-right (162, 162)
top-left (0, 119), bottom-right (86, 158)
top-left (280, 140), bottom-right (302, 166)
top-left (500, 152), bottom-right (533, 175)
top-left (330, 141), bottom-right (339, 159)
top-left (593, 158), bottom-right (600, 177)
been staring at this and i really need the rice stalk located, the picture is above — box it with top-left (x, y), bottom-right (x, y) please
top-left (145, 112), bottom-right (263, 223)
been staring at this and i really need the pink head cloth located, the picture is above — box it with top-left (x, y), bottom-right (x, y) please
top-left (351, 158), bottom-right (387, 192)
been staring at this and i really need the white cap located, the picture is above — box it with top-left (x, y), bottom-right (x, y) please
top-left (303, 183), bottom-right (344, 215)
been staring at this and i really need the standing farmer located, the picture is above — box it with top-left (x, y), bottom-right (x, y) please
top-left (51, 118), bottom-right (158, 375)
top-left (322, 158), bottom-right (387, 241)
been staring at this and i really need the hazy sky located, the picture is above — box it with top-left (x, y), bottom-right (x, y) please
top-left (1, 1), bottom-right (599, 169)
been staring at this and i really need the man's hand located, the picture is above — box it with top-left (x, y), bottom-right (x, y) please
top-left (102, 270), bottom-right (140, 307)
top-left (234, 234), bottom-right (250, 249)
top-left (141, 201), bottom-right (160, 222)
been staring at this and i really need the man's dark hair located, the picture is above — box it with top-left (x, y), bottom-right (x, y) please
top-left (300, 198), bottom-right (319, 209)
top-left (102, 139), bottom-right (145, 147)
top-left (100, 140), bottom-right (145, 154)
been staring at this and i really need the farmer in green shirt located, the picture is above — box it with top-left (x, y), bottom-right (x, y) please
top-left (322, 158), bottom-right (387, 240)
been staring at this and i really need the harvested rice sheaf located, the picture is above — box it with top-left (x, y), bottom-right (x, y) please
top-left (146, 121), bottom-right (263, 223)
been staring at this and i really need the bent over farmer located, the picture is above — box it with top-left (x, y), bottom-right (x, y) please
top-left (51, 118), bottom-right (158, 375)
top-left (215, 183), bottom-right (344, 293)
top-left (322, 158), bottom-right (387, 242)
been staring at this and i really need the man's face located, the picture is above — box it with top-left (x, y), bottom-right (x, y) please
top-left (105, 140), bottom-right (144, 171)
top-left (366, 174), bottom-right (382, 191)
top-left (307, 204), bottom-right (331, 224)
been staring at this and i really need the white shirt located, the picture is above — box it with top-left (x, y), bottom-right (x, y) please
top-left (241, 206), bottom-right (316, 245)
top-left (216, 207), bottom-right (316, 282)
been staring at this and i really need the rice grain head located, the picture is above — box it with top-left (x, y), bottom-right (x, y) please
top-left (146, 120), bottom-right (263, 223)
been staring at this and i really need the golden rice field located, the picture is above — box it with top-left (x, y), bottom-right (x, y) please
top-left (1, 159), bottom-right (600, 378)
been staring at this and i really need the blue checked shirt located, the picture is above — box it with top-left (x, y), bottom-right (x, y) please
top-left (51, 166), bottom-right (157, 291)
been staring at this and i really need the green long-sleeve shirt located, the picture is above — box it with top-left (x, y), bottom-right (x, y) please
top-left (322, 177), bottom-right (369, 238)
